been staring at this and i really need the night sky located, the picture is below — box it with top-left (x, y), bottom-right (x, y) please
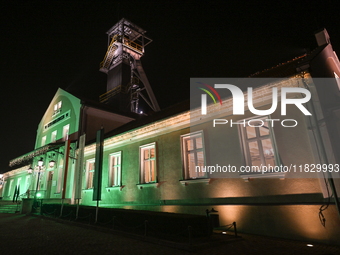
top-left (1, 0), bottom-right (340, 173)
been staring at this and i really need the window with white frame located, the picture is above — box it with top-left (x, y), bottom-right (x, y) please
top-left (41, 136), bottom-right (46, 147)
top-left (51, 130), bottom-right (57, 143)
top-left (16, 178), bottom-right (21, 190)
top-left (140, 143), bottom-right (157, 184)
top-left (57, 164), bottom-right (63, 193)
top-left (109, 152), bottom-right (121, 187)
top-left (63, 124), bottom-right (69, 141)
top-left (86, 159), bottom-right (95, 189)
top-left (2, 181), bottom-right (6, 195)
top-left (25, 175), bottom-right (30, 191)
top-left (238, 117), bottom-right (278, 169)
top-left (53, 101), bottom-right (62, 115)
top-left (181, 131), bottom-right (206, 179)
top-left (8, 179), bottom-right (13, 196)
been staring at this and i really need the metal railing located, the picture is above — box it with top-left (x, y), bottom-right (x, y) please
top-left (99, 85), bottom-right (123, 103)
top-left (99, 34), bottom-right (143, 71)
top-left (99, 82), bottom-right (133, 103)
top-left (41, 205), bottom-right (206, 246)
top-left (100, 35), bottom-right (119, 69)
top-left (123, 37), bottom-right (143, 53)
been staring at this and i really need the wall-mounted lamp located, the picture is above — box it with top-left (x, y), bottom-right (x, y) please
top-left (206, 208), bottom-right (218, 217)
top-left (38, 157), bottom-right (44, 167)
top-left (49, 160), bottom-right (56, 168)
top-left (27, 167), bottom-right (33, 174)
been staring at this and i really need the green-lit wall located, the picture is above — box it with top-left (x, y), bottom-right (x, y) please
top-left (2, 89), bottom-right (81, 200)
top-left (81, 128), bottom-right (188, 207)
top-left (35, 88), bottom-right (81, 149)
top-left (77, 102), bottom-right (340, 244)
top-left (81, 104), bottom-right (320, 207)
top-left (3, 87), bottom-right (340, 245)
top-left (1, 169), bottom-right (31, 199)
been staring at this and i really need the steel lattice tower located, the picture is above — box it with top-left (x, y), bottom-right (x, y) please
top-left (99, 18), bottom-right (160, 114)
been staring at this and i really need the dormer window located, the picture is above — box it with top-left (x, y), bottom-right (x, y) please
top-left (53, 101), bottom-right (62, 116)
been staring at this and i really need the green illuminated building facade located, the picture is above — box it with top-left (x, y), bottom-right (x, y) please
top-left (2, 88), bottom-right (135, 202)
top-left (1, 26), bottom-right (340, 246)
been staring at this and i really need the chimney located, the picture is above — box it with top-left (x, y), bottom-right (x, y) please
top-left (314, 28), bottom-right (331, 47)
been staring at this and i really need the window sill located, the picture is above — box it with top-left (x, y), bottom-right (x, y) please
top-left (82, 188), bottom-right (93, 193)
top-left (106, 186), bottom-right (124, 192)
top-left (240, 172), bottom-right (286, 182)
top-left (137, 183), bottom-right (158, 189)
top-left (52, 109), bottom-right (61, 117)
top-left (180, 178), bottom-right (210, 185)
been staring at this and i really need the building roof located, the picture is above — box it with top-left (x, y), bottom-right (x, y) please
top-left (66, 89), bottom-right (140, 120)
top-left (249, 54), bottom-right (307, 78)
top-left (85, 99), bottom-right (190, 146)
top-left (249, 44), bottom-right (327, 78)
top-left (8, 142), bottom-right (66, 169)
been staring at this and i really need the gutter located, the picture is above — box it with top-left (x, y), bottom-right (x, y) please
top-left (301, 73), bottom-right (340, 220)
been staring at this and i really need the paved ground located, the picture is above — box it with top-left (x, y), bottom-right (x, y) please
top-left (0, 213), bottom-right (339, 255)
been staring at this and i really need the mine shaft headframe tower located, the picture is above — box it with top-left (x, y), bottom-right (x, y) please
top-left (99, 18), bottom-right (160, 113)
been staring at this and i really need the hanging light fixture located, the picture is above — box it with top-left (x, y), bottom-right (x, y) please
top-left (38, 158), bottom-right (44, 167)
top-left (27, 167), bottom-right (33, 174)
top-left (49, 160), bottom-right (56, 168)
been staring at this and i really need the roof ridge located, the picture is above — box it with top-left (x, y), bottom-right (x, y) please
top-left (249, 54), bottom-right (307, 77)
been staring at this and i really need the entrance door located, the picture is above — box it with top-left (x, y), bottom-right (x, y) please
top-left (46, 171), bottom-right (53, 198)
